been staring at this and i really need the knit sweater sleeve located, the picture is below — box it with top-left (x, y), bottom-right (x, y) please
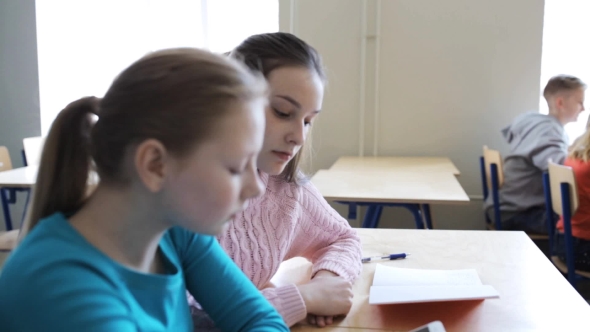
top-left (292, 180), bottom-right (362, 281)
top-left (260, 284), bottom-right (307, 327)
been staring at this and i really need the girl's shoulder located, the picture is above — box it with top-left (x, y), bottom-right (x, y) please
top-left (266, 172), bottom-right (316, 197)
top-left (265, 172), bottom-right (331, 214)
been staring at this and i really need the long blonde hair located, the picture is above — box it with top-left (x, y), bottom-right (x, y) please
top-left (21, 48), bottom-right (266, 238)
top-left (570, 128), bottom-right (590, 162)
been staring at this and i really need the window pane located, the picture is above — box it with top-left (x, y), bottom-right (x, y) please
top-left (205, 0), bottom-right (278, 53)
top-left (539, 0), bottom-right (590, 141)
top-left (35, 0), bottom-right (278, 135)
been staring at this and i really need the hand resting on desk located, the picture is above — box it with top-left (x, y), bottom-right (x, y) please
top-left (297, 270), bottom-right (353, 327)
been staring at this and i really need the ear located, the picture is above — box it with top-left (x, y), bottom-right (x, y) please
top-left (134, 139), bottom-right (169, 193)
top-left (555, 95), bottom-right (564, 110)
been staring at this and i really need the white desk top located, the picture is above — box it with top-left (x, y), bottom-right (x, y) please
top-left (310, 169), bottom-right (469, 204)
top-left (0, 230), bottom-right (19, 251)
top-left (331, 156), bottom-right (461, 175)
top-left (0, 166), bottom-right (37, 188)
top-left (280, 228), bottom-right (590, 331)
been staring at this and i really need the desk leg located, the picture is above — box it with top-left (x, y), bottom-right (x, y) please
top-left (347, 203), bottom-right (357, 220)
top-left (336, 202), bottom-right (358, 221)
top-left (369, 205), bottom-right (383, 228)
top-left (361, 203), bottom-right (428, 229)
top-left (422, 204), bottom-right (433, 229)
top-left (362, 205), bottom-right (381, 228)
top-left (403, 204), bottom-right (424, 229)
top-left (20, 189), bottom-right (31, 226)
top-left (361, 206), bottom-right (375, 228)
top-left (361, 204), bottom-right (384, 228)
top-left (1, 188), bottom-right (13, 230)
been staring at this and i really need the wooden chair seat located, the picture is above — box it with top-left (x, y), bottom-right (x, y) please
top-left (0, 146), bottom-right (12, 172)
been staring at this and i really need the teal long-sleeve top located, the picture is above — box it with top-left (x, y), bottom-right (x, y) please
top-left (0, 213), bottom-right (288, 331)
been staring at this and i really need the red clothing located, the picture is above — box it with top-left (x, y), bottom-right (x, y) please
top-left (557, 158), bottom-right (590, 240)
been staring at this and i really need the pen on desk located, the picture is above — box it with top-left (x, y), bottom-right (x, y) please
top-left (361, 253), bottom-right (410, 263)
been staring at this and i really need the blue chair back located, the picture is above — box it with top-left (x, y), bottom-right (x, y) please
top-left (544, 163), bottom-right (583, 288)
top-left (543, 172), bottom-right (555, 255)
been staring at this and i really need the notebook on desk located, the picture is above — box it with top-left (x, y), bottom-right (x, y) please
top-left (369, 264), bottom-right (500, 305)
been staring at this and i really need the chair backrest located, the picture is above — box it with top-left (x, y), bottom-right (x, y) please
top-left (0, 146), bottom-right (13, 172)
top-left (23, 136), bottom-right (45, 167)
top-left (546, 162), bottom-right (585, 287)
top-left (483, 146), bottom-right (504, 188)
top-left (548, 162), bottom-right (579, 216)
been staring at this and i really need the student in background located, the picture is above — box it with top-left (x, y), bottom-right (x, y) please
top-left (484, 75), bottom-right (586, 234)
top-left (555, 129), bottom-right (590, 272)
top-left (569, 113), bottom-right (590, 148)
top-left (0, 48), bottom-right (288, 331)
top-left (189, 32), bottom-right (362, 328)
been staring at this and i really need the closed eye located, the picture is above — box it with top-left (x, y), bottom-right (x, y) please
top-left (229, 162), bottom-right (247, 175)
top-left (229, 168), bottom-right (243, 175)
top-left (274, 108), bottom-right (290, 118)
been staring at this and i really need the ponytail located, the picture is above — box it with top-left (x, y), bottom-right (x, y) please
top-left (20, 97), bottom-right (99, 238)
top-left (19, 48), bottom-right (267, 239)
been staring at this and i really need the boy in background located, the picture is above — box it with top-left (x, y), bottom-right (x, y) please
top-left (485, 75), bottom-right (586, 233)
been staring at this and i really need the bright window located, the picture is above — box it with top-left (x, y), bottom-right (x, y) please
top-left (35, 0), bottom-right (278, 135)
top-left (539, 0), bottom-right (590, 142)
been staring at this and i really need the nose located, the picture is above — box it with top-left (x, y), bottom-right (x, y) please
top-left (286, 121), bottom-right (306, 146)
top-left (242, 167), bottom-right (264, 201)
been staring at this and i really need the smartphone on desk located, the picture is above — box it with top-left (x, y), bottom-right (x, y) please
top-left (408, 321), bottom-right (446, 332)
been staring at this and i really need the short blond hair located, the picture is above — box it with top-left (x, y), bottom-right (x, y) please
top-left (543, 75), bottom-right (586, 100)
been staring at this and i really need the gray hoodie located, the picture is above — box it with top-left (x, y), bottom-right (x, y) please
top-left (484, 112), bottom-right (568, 212)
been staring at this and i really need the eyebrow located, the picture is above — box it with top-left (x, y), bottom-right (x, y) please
top-left (276, 95), bottom-right (321, 113)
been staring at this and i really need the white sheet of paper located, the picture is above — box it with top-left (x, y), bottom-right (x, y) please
top-left (369, 264), bottom-right (500, 305)
top-left (372, 264), bottom-right (483, 287)
top-left (369, 285), bottom-right (499, 304)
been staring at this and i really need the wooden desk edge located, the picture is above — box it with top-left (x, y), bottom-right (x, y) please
top-left (324, 197), bottom-right (471, 204)
top-left (0, 184), bottom-right (34, 188)
top-left (331, 156), bottom-right (461, 176)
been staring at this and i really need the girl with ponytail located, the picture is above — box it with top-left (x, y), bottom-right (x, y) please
top-left (0, 48), bottom-right (288, 331)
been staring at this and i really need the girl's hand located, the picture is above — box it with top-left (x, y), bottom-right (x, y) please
top-left (297, 270), bottom-right (353, 323)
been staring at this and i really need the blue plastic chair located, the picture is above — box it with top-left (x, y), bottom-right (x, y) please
top-left (0, 146), bottom-right (31, 231)
top-left (481, 146), bottom-right (549, 240)
top-left (544, 163), bottom-right (590, 288)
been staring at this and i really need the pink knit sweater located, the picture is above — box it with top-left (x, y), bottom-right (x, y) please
top-left (204, 172), bottom-right (362, 327)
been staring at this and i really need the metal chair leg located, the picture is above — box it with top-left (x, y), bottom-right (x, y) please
top-left (422, 204), bottom-right (433, 229)
top-left (1, 188), bottom-right (13, 231)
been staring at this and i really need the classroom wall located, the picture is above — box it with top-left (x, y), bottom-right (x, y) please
top-left (0, 0), bottom-right (546, 231)
top-left (0, 0), bottom-right (41, 229)
top-left (280, 0), bottom-right (545, 229)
